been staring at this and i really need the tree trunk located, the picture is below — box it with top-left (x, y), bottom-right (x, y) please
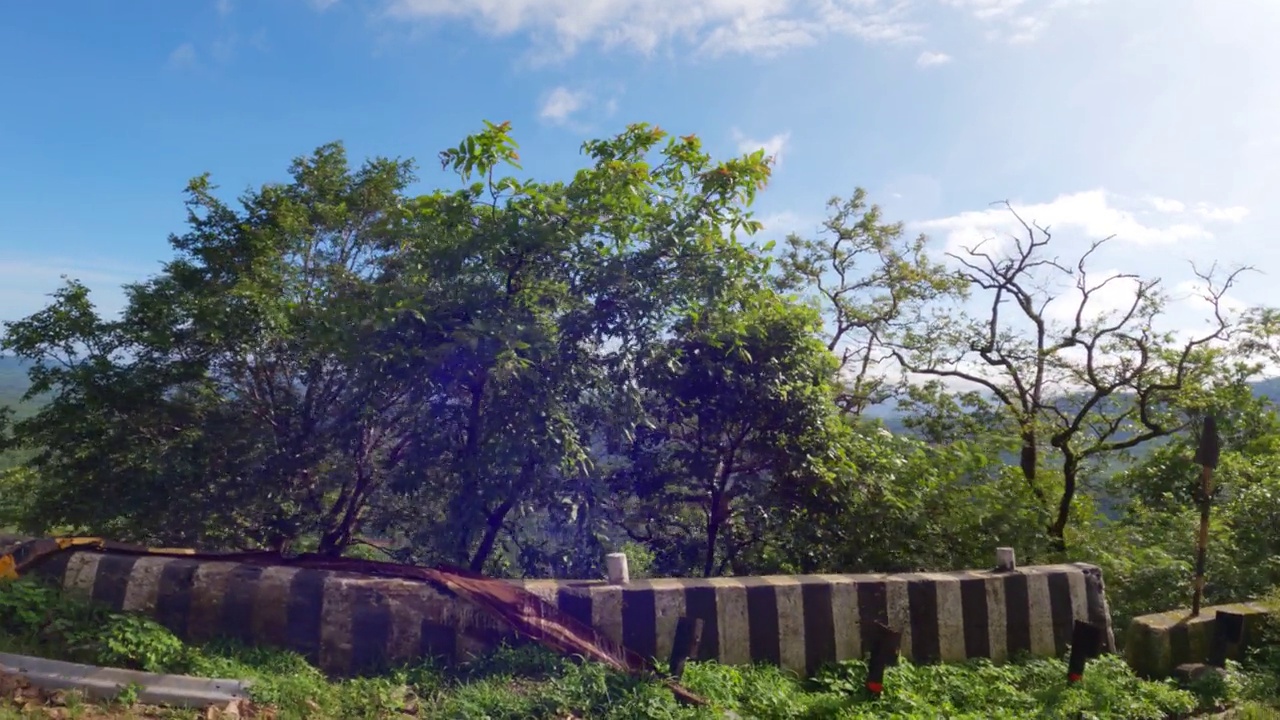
top-left (469, 499), bottom-right (514, 573)
top-left (1019, 431), bottom-right (1038, 489)
top-left (1047, 454), bottom-right (1079, 553)
top-left (467, 457), bottom-right (538, 573)
top-left (703, 517), bottom-right (721, 578)
top-left (452, 373), bottom-right (490, 563)
top-left (703, 491), bottom-right (730, 578)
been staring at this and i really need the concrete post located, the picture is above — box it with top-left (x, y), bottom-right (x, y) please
top-left (996, 547), bottom-right (1017, 572)
top-left (606, 552), bottom-right (630, 585)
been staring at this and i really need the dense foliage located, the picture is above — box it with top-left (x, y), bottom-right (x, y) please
top-left (4, 119), bottom-right (1280, 633)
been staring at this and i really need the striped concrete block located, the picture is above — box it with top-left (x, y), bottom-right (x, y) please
top-left (1125, 603), bottom-right (1272, 678)
top-left (17, 551), bottom-right (1113, 677)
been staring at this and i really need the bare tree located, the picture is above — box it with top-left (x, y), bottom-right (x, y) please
top-left (892, 202), bottom-right (1250, 549)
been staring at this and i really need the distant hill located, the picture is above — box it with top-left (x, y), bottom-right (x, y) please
top-left (0, 355), bottom-right (34, 419)
top-left (3, 352), bottom-right (1278, 446)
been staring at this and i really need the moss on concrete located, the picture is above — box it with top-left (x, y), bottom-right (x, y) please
top-left (1125, 602), bottom-right (1272, 679)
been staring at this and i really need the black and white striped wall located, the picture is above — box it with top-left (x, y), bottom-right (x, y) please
top-left (18, 549), bottom-right (1113, 677)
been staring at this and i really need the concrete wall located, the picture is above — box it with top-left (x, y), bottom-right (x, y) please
top-left (20, 550), bottom-right (1114, 677)
top-left (1125, 603), bottom-right (1273, 678)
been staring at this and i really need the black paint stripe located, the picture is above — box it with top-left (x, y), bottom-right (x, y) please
top-left (218, 564), bottom-right (264, 645)
top-left (683, 583), bottom-right (719, 662)
top-left (1047, 572), bottom-right (1075, 657)
top-left (557, 587), bottom-right (593, 630)
top-left (90, 554), bottom-right (139, 612)
top-left (285, 569), bottom-right (328, 665)
top-left (1004, 573), bottom-right (1032, 658)
top-left (856, 580), bottom-right (889, 660)
top-left (420, 620), bottom-right (457, 661)
top-left (801, 580), bottom-right (836, 675)
top-left (621, 586), bottom-right (658, 661)
top-left (907, 577), bottom-right (941, 664)
top-left (959, 577), bottom-right (991, 659)
top-left (349, 586), bottom-right (394, 676)
top-left (154, 559), bottom-right (199, 637)
top-left (28, 548), bottom-right (74, 588)
top-left (1169, 622), bottom-right (1191, 667)
top-left (740, 578), bottom-right (781, 666)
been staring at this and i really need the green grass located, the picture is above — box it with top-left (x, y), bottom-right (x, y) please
top-left (1, 576), bottom-right (1275, 719)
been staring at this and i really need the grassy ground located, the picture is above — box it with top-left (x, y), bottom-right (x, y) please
top-left (2, 577), bottom-right (1280, 719)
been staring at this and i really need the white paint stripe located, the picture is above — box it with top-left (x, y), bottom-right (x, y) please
top-left (62, 553), bottom-right (101, 599)
top-left (589, 586), bottom-right (624, 646)
top-left (121, 557), bottom-right (170, 614)
top-left (252, 566), bottom-right (299, 646)
top-left (884, 576), bottom-right (911, 662)
top-left (516, 580), bottom-right (560, 605)
top-left (1066, 567), bottom-right (1088, 624)
top-left (923, 573), bottom-right (967, 662)
top-left (1026, 570), bottom-right (1056, 657)
top-left (188, 562), bottom-right (237, 642)
top-left (319, 576), bottom-right (355, 673)
top-left (985, 575), bottom-right (1009, 663)
top-left (384, 584), bottom-right (425, 665)
top-left (649, 579), bottom-right (687, 664)
top-left (760, 577), bottom-right (806, 675)
top-left (705, 578), bottom-right (750, 666)
top-left (827, 577), bottom-right (861, 662)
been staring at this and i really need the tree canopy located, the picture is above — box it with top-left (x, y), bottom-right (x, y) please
top-left (3, 120), bottom-right (1278, 632)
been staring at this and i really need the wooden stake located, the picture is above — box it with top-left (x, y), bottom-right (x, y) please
top-left (667, 616), bottom-right (704, 683)
top-left (1191, 415), bottom-right (1221, 617)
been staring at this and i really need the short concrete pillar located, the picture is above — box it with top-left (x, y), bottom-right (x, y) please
top-left (606, 553), bottom-right (630, 585)
top-left (996, 547), bottom-right (1017, 572)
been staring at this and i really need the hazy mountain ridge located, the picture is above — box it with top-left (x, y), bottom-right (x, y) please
top-left (5, 354), bottom-right (1280, 431)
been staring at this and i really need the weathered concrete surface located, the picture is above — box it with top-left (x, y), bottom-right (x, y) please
top-left (5, 546), bottom-right (1114, 678)
top-left (1125, 603), bottom-right (1272, 679)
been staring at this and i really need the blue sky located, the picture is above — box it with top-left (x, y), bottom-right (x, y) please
top-left (2, 0), bottom-right (1278, 341)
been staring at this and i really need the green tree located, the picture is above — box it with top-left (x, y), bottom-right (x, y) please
top-left (1, 143), bottom-right (415, 551)
top-left (762, 424), bottom-right (1052, 574)
top-left (607, 288), bottom-right (849, 577)
top-left (301, 121), bottom-right (776, 572)
top-left (2, 121), bottom-right (778, 568)
top-left (775, 189), bottom-right (964, 416)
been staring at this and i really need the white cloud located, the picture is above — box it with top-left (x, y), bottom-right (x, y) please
top-left (916, 189), bottom-right (1247, 256)
top-left (1192, 202), bottom-right (1249, 223)
top-left (368, 0), bottom-right (1102, 61)
top-left (916, 50), bottom-right (952, 66)
top-left (381, 0), bottom-right (929, 60)
top-left (941, 0), bottom-right (1079, 43)
top-left (1146, 196), bottom-right (1185, 213)
top-left (732, 129), bottom-right (791, 165)
top-left (1147, 197), bottom-right (1249, 223)
top-left (538, 86), bottom-right (590, 125)
top-left (1041, 269), bottom-right (1145, 326)
top-left (215, 0), bottom-right (233, 16)
top-left (166, 31), bottom-right (265, 70)
top-left (167, 43), bottom-right (198, 69)
top-left (310, 0), bottom-right (340, 10)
